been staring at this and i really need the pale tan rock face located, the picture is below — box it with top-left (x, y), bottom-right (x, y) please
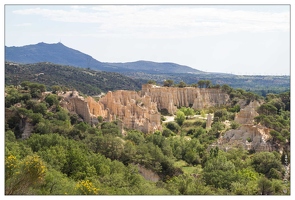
top-left (142, 84), bottom-right (230, 114)
top-left (234, 100), bottom-right (260, 124)
top-left (61, 91), bottom-right (92, 123)
top-left (220, 124), bottom-right (273, 152)
top-left (99, 90), bottom-right (162, 133)
top-left (60, 85), bottom-right (228, 134)
top-left (61, 90), bottom-right (162, 134)
top-left (206, 113), bottom-right (213, 129)
top-left (218, 100), bottom-right (273, 152)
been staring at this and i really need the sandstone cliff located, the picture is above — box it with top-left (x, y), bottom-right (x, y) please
top-left (60, 85), bottom-right (230, 134)
top-left (60, 91), bottom-right (95, 124)
top-left (60, 90), bottom-right (162, 134)
top-left (99, 90), bottom-right (162, 133)
top-left (142, 84), bottom-right (230, 114)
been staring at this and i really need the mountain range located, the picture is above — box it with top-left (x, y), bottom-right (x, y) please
top-left (5, 42), bottom-right (290, 96)
top-left (5, 42), bottom-right (203, 74)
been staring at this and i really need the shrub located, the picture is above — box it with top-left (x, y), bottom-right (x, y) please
top-left (162, 128), bottom-right (174, 137)
top-left (166, 122), bottom-right (180, 133)
top-left (230, 121), bottom-right (240, 129)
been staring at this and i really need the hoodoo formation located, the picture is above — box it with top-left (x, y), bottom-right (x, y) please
top-left (217, 100), bottom-right (274, 152)
top-left (142, 84), bottom-right (230, 114)
top-left (61, 84), bottom-right (230, 134)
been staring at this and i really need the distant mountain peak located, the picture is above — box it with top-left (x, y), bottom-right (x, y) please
top-left (5, 42), bottom-right (205, 74)
top-left (35, 41), bottom-right (65, 46)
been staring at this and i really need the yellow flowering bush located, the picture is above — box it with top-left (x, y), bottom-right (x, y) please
top-left (21, 154), bottom-right (47, 182)
top-left (5, 154), bottom-right (47, 195)
top-left (5, 155), bottom-right (17, 180)
top-left (75, 180), bottom-right (99, 195)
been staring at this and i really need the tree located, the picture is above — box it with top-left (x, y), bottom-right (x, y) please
top-left (125, 130), bottom-right (145, 145)
top-left (147, 80), bottom-right (156, 85)
top-left (258, 177), bottom-right (273, 195)
top-left (161, 128), bottom-right (172, 137)
top-left (187, 127), bottom-right (206, 138)
top-left (175, 110), bottom-right (185, 126)
top-left (51, 85), bottom-right (61, 94)
top-left (204, 80), bottom-right (212, 88)
top-left (198, 80), bottom-right (212, 88)
top-left (214, 109), bottom-right (228, 121)
top-left (221, 84), bottom-right (232, 94)
top-left (197, 80), bottom-right (205, 88)
top-left (36, 168), bottom-right (76, 195)
top-left (101, 122), bottom-right (120, 136)
top-left (45, 94), bottom-right (59, 107)
top-left (179, 107), bottom-right (194, 118)
top-left (178, 81), bottom-right (187, 88)
top-left (257, 103), bottom-right (278, 115)
top-left (163, 79), bottom-right (174, 87)
top-left (38, 145), bottom-right (67, 171)
top-left (251, 152), bottom-right (283, 179)
top-left (203, 154), bottom-right (236, 190)
top-left (166, 122), bottom-right (180, 133)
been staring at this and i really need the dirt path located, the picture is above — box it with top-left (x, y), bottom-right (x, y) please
top-left (162, 114), bottom-right (211, 123)
top-left (162, 115), bottom-right (175, 123)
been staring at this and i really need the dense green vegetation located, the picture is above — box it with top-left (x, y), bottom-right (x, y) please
top-left (5, 82), bottom-right (290, 195)
top-left (5, 62), bottom-right (142, 96)
top-left (127, 72), bottom-right (290, 96)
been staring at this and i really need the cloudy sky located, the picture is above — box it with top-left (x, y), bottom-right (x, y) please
top-left (5, 3), bottom-right (290, 75)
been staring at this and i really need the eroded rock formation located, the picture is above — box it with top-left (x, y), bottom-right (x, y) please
top-left (217, 100), bottom-right (274, 152)
top-left (99, 90), bottom-right (162, 133)
top-left (60, 85), bottom-right (230, 134)
top-left (219, 124), bottom-right (273, 152)
top-left (234, 100), bottom-right (260, 124)
top-left (61, 91), bottom-right (96, 124)
top-left (61, 90), bottom-right (162, 134)
top-left (142, 84), bottom-right (230, 114)
top-left (206, 113), bottom-right (213, 129)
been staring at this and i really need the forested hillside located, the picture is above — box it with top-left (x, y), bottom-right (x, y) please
top-left (124, 72), bottom-right (290, 96)
top-left (5, 62), bottom-right (143, 95)
top-left (5, 81), bottom-right (290, 195)
top-left (5, 41), bottom-right (290, 96)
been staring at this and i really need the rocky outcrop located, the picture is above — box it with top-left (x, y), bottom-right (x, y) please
top-left (142, 84), bottom-right (229, 114)
top-left (61, 90), bottom-right (162, 134)
top-left (99, 90), bottom-right (162, 133)
top-left (59, 85), bottom-right (230, 134)
top-left (216, 100), bottom-right (274, 152)
top-left (206, 113), bottom-right (213, 129)
top-left (137, 164), bottom-right (160, 182)
top-left (234, 101), bottom-right (260, 124)
top-left (61, 91), bottom-right (95, 124)
top-left (218, 124), bottom-right (273, 152)
top-left (22, 121), bottom-right (33, 139)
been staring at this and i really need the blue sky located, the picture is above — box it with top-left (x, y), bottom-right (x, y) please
top-left (4, 4), bottom-right (290, 75)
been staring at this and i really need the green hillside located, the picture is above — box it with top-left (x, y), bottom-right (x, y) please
top-left (5, 83), bottom-right (290, 195)
top-left (5, 62), bottom-right (143, 95)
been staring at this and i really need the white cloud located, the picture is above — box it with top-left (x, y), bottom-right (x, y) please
top-left (12, 5), bottom-right (289, 39)
top-left (14, 22), bottom-right (32, 27)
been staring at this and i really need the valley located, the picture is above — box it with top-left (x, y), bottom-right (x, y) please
top-left (4, 79), bottom-right (290, 195)
top-left (4, 42), bottom-right (290, 195)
